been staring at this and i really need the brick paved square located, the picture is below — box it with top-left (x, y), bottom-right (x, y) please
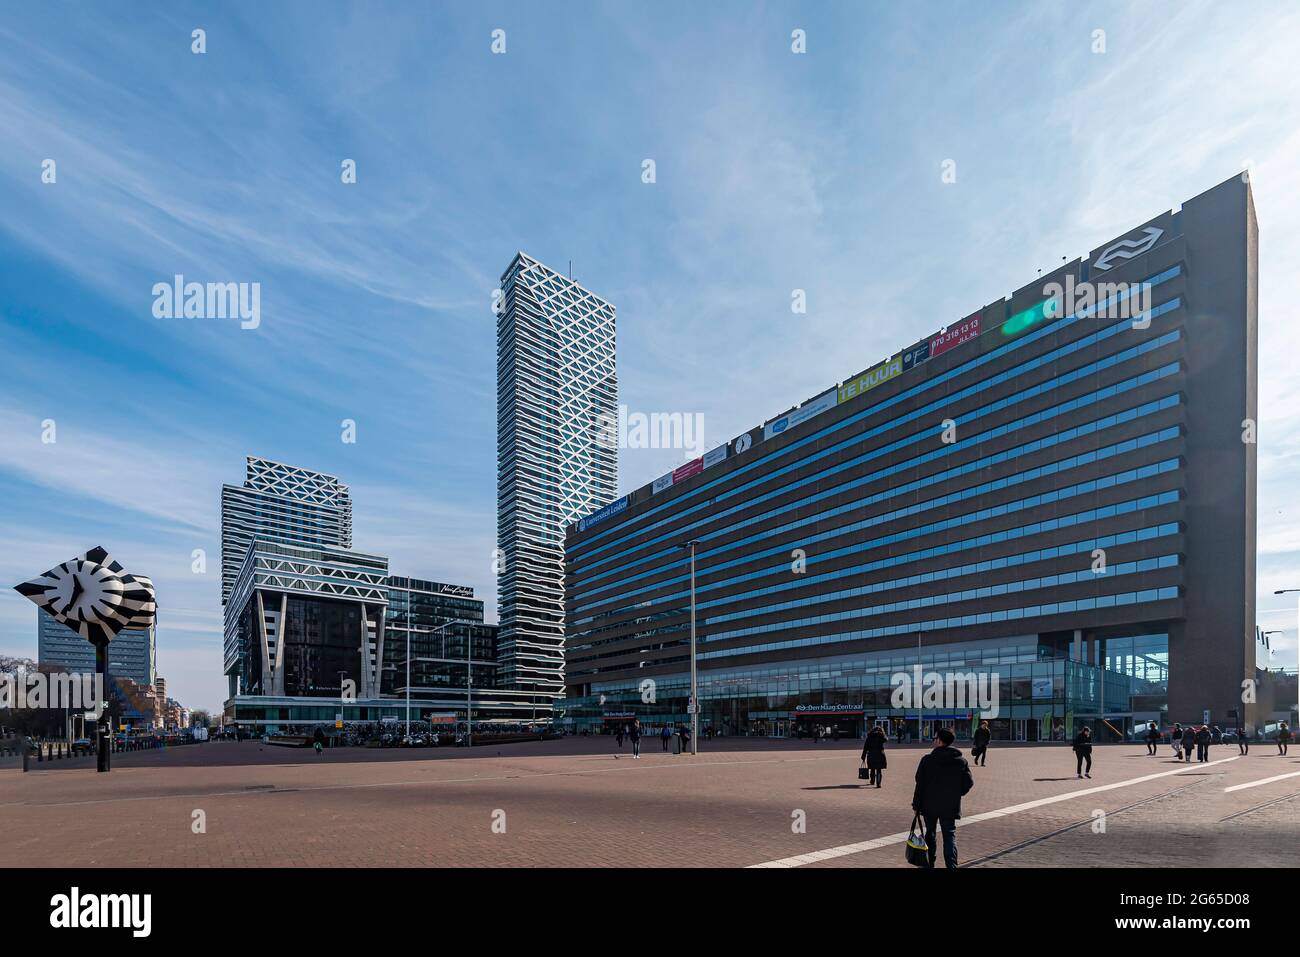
top-left (3, 737), bottom-right (1297, 868)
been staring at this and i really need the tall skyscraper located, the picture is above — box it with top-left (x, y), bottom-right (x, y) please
top-left (496, 252), bottom-right (617, 697)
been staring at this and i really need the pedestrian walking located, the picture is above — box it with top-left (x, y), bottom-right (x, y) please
top-left (910, 728), bottom-right (973, 869)
top-left (1073, 726), bottom-right (1093, 778)
top-left (680, 724), bottom-right (691, 754)
top-left (860, 724), bottom-right (888, 787)
top-left (314, 738), bottom-right (324, 758)
top-left (971, 720), bottom-right (991, 767)
top-left (661, 725), bottom-right (671, 752)
top-left (1181, 724), bottom-right (1196, 763)
top-left (615, 726), bottom-right (625, 750)
top-left (1195, 724), bottom-right (1212, 763)
top-left (1236, 724), bottom-right (1249, 755)
top-left (1171, 722), bottom-right (1184, 759)
top-left (629, 719), bottom-right (642, 759)
top-left (1211, 725), bottom-right (1223, 745)
top-left (1279, 721), bottom-right (1291, 756)
top-left (896, 724), bottom-right (905, 746)
top-left (1145, 721), bottom-right (1160, 755)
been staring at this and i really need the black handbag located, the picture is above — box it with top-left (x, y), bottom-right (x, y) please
top-left (858, 766), bottom-right (871, 780)
top-left (905, 814), bottom-right (930, 867)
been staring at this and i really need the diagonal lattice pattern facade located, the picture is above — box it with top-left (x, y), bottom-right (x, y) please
top-left (220, 456), bottom-right (352, 606)
top-left (497, 252), bottom-right (617, 697)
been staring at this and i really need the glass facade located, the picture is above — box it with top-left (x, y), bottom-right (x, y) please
top-left (564, 634), bottom-right (1167, 742)
top-left (381, 578), bottom-right (490, 695)
top-left (280, 596), bottom-right (366, 698)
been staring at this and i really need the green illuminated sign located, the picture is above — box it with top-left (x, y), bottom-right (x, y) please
top-left (1001, 297), bottom-right (1058, 337)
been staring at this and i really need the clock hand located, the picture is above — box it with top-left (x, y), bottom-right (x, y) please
top-left (68, 574), bottom-right (84, 609)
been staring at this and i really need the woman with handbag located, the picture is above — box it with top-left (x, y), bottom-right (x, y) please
top-left (860, 725), bottom-right (888, 787)
top-left (972, 720), bottom-right (991, 767)
top-left (1073, 725), bottom-right (1093, 778)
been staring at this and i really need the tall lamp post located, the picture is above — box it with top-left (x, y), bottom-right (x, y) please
top-left (680, 541), bottom-right (700, 755)
top-left (1271, 587), bottom-right (1300, 726)
top-left (419, 619), bottom-right (475, 745)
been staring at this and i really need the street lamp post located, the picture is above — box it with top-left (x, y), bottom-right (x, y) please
top-left (419, 619), bottom-right (475, 746)
top-left (680, 540), bottom-right (700, 755)
top-left (1270, 588), bottom-right (1300, 726)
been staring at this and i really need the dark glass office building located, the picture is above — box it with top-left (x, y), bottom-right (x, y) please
top-left (564, 175), bottom-right (1258, 742)
top-left (381, 577), bottom-right (498, 695)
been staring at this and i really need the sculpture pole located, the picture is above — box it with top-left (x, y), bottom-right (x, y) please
top-left (94, 639), bottom-right (110, 772)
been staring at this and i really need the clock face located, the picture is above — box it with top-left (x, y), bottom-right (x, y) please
top-left (13, 546), bottom-right (153, 646)
top-left (47, 559), bottom-right (123, 623)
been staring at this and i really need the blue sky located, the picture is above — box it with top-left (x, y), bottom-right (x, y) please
top-left (2, 1), bottom-right (1298, 713)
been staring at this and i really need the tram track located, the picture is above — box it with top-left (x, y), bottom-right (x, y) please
top-left (961, 777), bottom-right (1209, 867)
top-left (1216, 787), bottom-right (1300, 823)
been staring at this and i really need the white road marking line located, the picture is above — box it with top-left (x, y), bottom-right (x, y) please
top-left (1224, 769), bottom-right (1300, 793)
top-left (750, 755), bottom-right (1240, 868)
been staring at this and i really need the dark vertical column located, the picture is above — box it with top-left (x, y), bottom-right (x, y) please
top-left (1171, 175), bottom-right (1259, 727)
top-left (95, 640), bottom-right (110, 773)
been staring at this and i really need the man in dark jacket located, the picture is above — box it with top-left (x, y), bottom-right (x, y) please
top-left (1181, 724), bottom-right (1196, 763)
top-left (911, 728), bottom-right (974, 869)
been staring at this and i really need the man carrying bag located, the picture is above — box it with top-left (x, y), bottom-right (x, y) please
top-left (910, 727), bottom-right (974, 869)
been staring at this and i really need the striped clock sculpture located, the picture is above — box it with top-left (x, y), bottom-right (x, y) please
top-left (14, 545), bottom-right (156, 646)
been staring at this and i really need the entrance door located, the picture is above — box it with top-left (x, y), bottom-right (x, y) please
top-left (1012, 719), bottom-right (1027, 741)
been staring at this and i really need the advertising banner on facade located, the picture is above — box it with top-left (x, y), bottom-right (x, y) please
top-left (652, 472), bottom-right (674, 494)
top-left (764, 389), bottom-right (837, 439)
top-left (930, 314), bottom-right (982, 357)
top-left (673, 457), bottom-right (703, 482)
top-left (576, 494), bottom-right (629, 532)
top-left (702, 444), bottom-right (728, 469)
top-left (837, 355), bottom-right (903, 404)
top-left (902, 340), bottom-right (930, 370)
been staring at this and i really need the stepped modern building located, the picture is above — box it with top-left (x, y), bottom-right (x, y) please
top-left (221, 458), bottom-right (356, 697)
top-left (221, 457), bottom-right (551, 732)
top-left (496, 252), bottom-right (618, 699)
top-left (220, 456), bottom-right (353, 607)
top-left (564, 174), bottom-right (1260, 741)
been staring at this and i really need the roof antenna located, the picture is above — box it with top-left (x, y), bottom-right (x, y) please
top-left (569, 260), bottom-right (573, 280)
